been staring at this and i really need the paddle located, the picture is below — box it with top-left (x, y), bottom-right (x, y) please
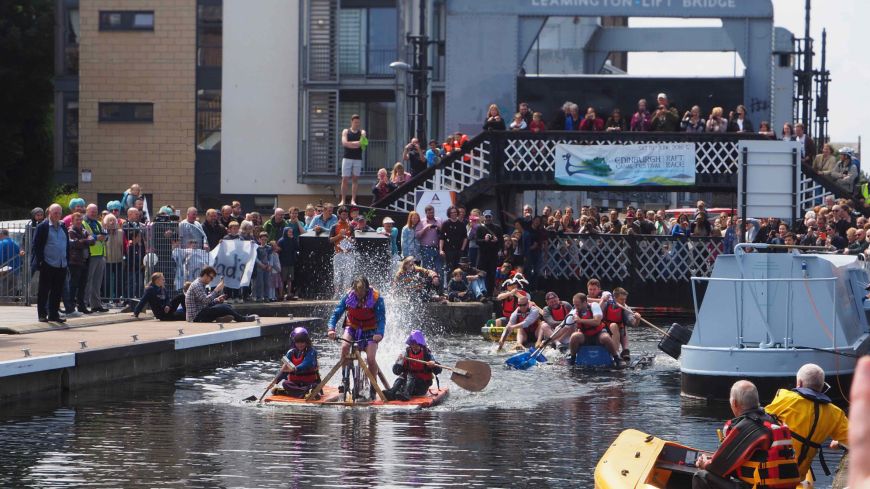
top-left (505, 321), bottom-right (567, 370)
top-left (243, 356), bottom-right (291, 403)
top-left (405, 357), bottom-right (491, 392)
top-left (611, 301), bottom-right (691, 360)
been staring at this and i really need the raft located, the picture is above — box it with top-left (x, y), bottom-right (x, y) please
top-left (481, 322), bottom-right (517, 342)
top-left (568, 346), bottom-right (656, 370)
top-left (263, 385), bottom-right (342, 405)
top-left (595, 429), bottom-right (706, 488)
top-left (595, 429), bottom-right (814, 489)
top-left (265, 387), bottom-right (450, 410)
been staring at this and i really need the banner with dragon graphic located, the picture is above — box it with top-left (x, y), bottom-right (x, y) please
top-left (554, 142), bottom-right (696, 187)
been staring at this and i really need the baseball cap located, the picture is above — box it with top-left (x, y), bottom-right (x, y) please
top-left (657, 92), bottom-right (667, 100)
top-left (382, 217), bottom-right (394, 224)
top-left (482, 210), bottom-right (493, 217)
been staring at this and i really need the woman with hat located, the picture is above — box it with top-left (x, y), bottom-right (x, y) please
top-left (274, 326), bottom-right (321, 398)
top-left (384, 330), bottom-right (442, 401)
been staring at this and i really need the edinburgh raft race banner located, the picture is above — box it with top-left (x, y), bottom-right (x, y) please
top-left (554, 142), bottom-right (696, 187)
top-left (209, 239), bottom-right (258, 289)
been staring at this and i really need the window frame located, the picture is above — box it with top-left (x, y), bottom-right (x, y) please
top-left (98, 11), bottom-right (155, 32)
top-left (98, 102), bottom-right (154, 123)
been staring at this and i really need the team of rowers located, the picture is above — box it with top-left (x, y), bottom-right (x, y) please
top-left (494, 275), bottom-right (641, 367)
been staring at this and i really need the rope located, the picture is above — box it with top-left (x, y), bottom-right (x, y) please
top-left (801, 278), bottom-right (850, 403)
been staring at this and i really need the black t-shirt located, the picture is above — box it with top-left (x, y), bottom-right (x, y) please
top-left (441, 219), bottom-right (467, 251)
top-left (834, 218), bottom-right (851, 238)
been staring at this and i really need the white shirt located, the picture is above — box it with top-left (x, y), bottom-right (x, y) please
top-left (565, 302), bottom-right (603, 329)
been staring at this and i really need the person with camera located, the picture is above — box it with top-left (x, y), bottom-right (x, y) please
top-left (681, 105), bottom-right (706, 133)
top-left (650, 93), bottom-right (680, 132)
top-left (185, 266), bottom-right (256, 323)
top-left (727, 104), bottom-right (754, 133)
top-left (578, 106), bottom-right (605, 132)
top-left (415, 205), bottom-right (443, 278)
top-left (403, 138), bottom-right (426, 175)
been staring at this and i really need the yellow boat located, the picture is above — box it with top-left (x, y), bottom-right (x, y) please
top-left (481, 321), bottom-right (516, 342)
top-left (595, 429), bottom-right (814, 488)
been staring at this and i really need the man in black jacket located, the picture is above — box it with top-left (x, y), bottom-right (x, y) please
top-left (475, 210), bottom-right (502, 295)
top-left (440, 206), bottom-right (468, 278)
top-left (31, 204), bottom-right (70, 322)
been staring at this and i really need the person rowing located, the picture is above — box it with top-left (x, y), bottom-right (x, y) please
top-left (327, 276), bottom-right (386, 400)
top-left (585, 277), bottom-right (612, 305)
top-left (273, 326), bottom-right (321, 398)
top-left (494, 274), bottom-right (530, 331)
top-left (497, 289), bottom-right (552, 351)
top-left (544, 291), bottom-right (577, 348)
top-left (565, 292), bottom-right (622, 367)
top-left (600, 287), bottom-right (640, 361)
top-left (384, 330), bottom-right (442, 401)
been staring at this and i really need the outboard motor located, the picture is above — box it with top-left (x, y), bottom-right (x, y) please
top-left (657, 323), bottom-right (693, 360)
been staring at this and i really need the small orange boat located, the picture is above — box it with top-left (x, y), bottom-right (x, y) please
top-left (264, 387), bottom-right (449, 410)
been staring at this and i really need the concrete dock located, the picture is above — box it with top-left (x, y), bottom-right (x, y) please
top-left (0, 300), bottom-right (492, 406)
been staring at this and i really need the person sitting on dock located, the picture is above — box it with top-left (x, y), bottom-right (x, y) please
top-left (601, 287), bottom-right (640, 361)
top-left (273, 327), bottom-right (321, 399)
top-left (384, 330), bottom-right (442, 401)
top-left (694, 380), bottom-right (801, 489)
top-left (764, 363), bottom-right (849, 481)
top-left (185, 266), bottom-right (256, 323)
top-left (497, 292), bottom-right (549, 351)
top-left (564, 293), bottom-right (622, 366)
top-left (133, 272), bottom-right (185, 321)
top-left (494, 275), bottom-right (529, 332)
top-left (327, 276), bottom-right (386, 400)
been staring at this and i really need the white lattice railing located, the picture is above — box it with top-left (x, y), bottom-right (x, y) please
top-left (798, 169), bottom-right (833, 215)
top-left (387, 140), bottom-right (492, 212)
top-left (541, 233), bottom-right (724, 283)
top-left (504, 138), bottom-right (740, 174)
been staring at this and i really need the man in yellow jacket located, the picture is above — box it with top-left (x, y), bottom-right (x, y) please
top-left (765, 363), bottom-right (849, 480)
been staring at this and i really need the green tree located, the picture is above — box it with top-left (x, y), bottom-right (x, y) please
top-left (0, 1), bottom-right (55, 211)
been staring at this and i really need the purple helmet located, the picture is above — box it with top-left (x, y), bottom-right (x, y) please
top-left (406, 330), bottom-right (427, 347)
top-left (291, 327), bottom-right (310, 342)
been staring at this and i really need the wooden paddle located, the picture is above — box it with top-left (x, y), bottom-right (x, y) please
top-left (243, 356), bottom-right (291, 403)
top-left (405, 357), bottom-right (491, 392)
top-left (612, 301), bottom-right (670, 337)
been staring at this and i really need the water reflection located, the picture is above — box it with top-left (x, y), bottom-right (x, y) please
top-left (0, 331), bottom-right (842, 488)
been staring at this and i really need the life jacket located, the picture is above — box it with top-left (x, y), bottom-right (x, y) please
top-left (714, 410), bottom-right (801, 489)
top-left (286, 347), bottom-right (319, 384)
top-left (82, 218), bottom-right (106, 257)
top-left (548, 303), bottom-right (569, 322)
top-left (404, 347), bottom-right (433, 381)
top-left (577, 305), bottom-right (604, 336)
top-left (501, 290), bottom-right (527, 317)
top-left (602, 301), bottom-right (624, 328)
top-left (784, 387), bottom-right (834, 477)
top-left (344, 290), bottom-right (380, 331)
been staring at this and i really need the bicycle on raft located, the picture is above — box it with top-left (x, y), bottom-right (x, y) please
top-left (306, 328), bottom-right (389, 404)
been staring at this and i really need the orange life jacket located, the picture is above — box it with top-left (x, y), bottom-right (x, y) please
top-left (501, 290), bottom-right (528, 317)
top-left (548, 303), bottom-right (569, 322)
top-left (602, 301), bottom-right (624, 327)
top-left (344, 290), bottom-right (380, 331)
top-left (404, 347), bottom-right (433, 381)
top-left (724, 412), bottom-right (802, 488)
top-left (287, 348), bottom-right (319, 384)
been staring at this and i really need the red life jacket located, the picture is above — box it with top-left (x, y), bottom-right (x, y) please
top-left (287, 348), bottom-right (319, 384)
top-left (719, 411), bottom-right (801, 488)
top-left (548, 303), bottom-right (569, 322)
top-left (344, 290), bottom-right (380, 331)
top-left (501, 290), bottom-right (528, 317)
top-left (514, 306), bottom-right (539, 336)
top-left (404, 347), bottom-right (433, 381)
top-left (578, 305), bottom-right (605, 336)
top-left (602, 301), bottom-right (624, 328)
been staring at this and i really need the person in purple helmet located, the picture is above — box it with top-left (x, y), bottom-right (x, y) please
top-left (273, 326), bottom-right (321, 398)
top-left (384, 330), bottom-right (442, 401)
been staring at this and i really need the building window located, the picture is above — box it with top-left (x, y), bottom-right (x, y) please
top-left (63, 99), bottom-right (79, 169)
top-left (99, 11), bottom-right (155, 31)
top-left (98, 103), bottom-right (154, 123)
top-left (64, 8), bottom-right (80, 75)
top-left (196, 90), bottom-right (221, 150)
top-left (197, 4), bottom-right (222, 67)
top-left (338, 7), bottom-right (397, 77)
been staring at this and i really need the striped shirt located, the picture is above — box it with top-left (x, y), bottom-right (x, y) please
top-left (184, 278), bottom-right (221, 322)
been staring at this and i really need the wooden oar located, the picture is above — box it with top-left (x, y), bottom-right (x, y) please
top-left (405, 357), bottom-right (491, 392)
top-left (243, 356), bottom-right (291, 402)
top-left (612, 301), bottom-right (670, 337)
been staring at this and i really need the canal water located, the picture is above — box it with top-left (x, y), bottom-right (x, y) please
top-left (0, 317), bottom-right (843, 487)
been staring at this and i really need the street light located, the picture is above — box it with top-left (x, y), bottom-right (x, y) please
top-left (389, 61), bottom-right (411, 71)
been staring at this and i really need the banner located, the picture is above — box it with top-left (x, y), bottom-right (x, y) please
top-left (209, 240), bottom-right (258, 289)
top-left (554, 142), bottom-right (696, 187)
top-left (415, 190), bottom-right (456, 219)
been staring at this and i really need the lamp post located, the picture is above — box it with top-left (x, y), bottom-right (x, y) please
top-left (389, 0), bottom-right (435, 145)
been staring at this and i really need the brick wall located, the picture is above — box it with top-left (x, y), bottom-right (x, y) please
top-left (78, 0), bottom-right (196, 210)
